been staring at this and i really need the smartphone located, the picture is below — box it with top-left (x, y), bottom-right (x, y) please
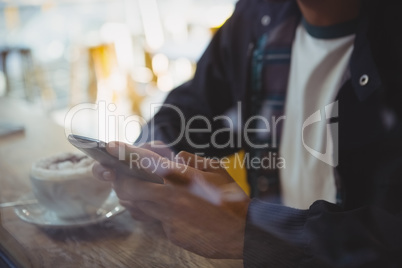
top-left (68, 134), bottom-right (164, 184)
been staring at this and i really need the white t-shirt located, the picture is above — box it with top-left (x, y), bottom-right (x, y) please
top-left (279, 20), bottom-right (356, 209)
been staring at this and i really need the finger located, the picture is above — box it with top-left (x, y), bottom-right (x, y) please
top-left (92, 163), bottom-right (116, 181)
top-left (106, 141), bottom-right (168, 169)
top-left (175, 151), bottom-right (226, 174)
top-left (136, 201), bottom-right (172, 223)
top-left (173, 153), bottom-right (234, 186)
top-left (106, 141), bottom-right (128, 161)
top-left (175, 151), bottom-right (207, 170)
top-left (220, 182), bottom-right (249, 202)
top-left (119, 200), bottom-right (158, 222)
top-left (140, 141), bottom-right (174, 160)
top-left (157, 162), bottom-right (197, 186)
top-left (108, 142), bottom-right (194, 186)
top-left (127, 147), bottom-right (197, 185)
top-left (107, 141), bottom-right (169, 162)
top-left (112, 173), bottom-right (169, 202)
top-left (199, 157), bottom-right (228, 174)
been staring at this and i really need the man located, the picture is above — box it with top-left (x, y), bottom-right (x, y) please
top-left (93, 0), bottom-right (402, 266)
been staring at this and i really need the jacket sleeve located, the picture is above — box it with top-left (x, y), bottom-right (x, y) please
top-left (244, 199), bottom-right (402, 267)
top-left (244, 132), bottom-right (402, 268)
top-left (137, 0), bottom-right (251, 158)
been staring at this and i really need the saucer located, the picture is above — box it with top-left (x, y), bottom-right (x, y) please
top-left (14, 191), bottom-right (125, 228)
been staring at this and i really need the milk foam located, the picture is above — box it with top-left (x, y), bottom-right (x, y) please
top-left (31, 152), bottom-right (95, 181)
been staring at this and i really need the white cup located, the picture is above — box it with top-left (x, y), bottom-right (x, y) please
top-left (30, 152), bottom-right (112, 219)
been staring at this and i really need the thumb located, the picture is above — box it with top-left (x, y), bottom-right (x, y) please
top-left (107, 141), bottom-right (195, 186)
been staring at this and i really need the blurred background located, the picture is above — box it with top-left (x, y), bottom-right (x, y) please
top-left (0, 0), bottom-right (236, 141)
top-left (0, 0), bottom-right (249, 195)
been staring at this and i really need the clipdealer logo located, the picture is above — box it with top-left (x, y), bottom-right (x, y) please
top-left (64, 100), bottom-right (339, 167)
top-left (302, 101), bottom-right (338, 167)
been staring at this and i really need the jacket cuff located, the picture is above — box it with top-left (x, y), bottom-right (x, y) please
top-left (243, 199), bottom-right (310, 267)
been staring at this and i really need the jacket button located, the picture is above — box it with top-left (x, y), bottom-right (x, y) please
top-left (261, 15), bottom-right (271, 26)
top-left (359, 74), bottom-right (369, 86)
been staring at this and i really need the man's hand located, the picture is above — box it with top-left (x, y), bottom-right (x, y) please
top-left (92, 141), bottom-right (250, 259)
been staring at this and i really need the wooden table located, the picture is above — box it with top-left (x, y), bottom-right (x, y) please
top-left (0, 97), bottom-right (243, 268)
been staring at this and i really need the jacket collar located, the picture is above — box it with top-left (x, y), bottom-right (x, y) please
top-left (252, 0), bottom-right (300, 42)
top-left (258, 0), bottom-right (383, 102)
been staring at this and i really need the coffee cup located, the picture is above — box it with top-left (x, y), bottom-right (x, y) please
top-left (30, 152), bottom-right (112, 219)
